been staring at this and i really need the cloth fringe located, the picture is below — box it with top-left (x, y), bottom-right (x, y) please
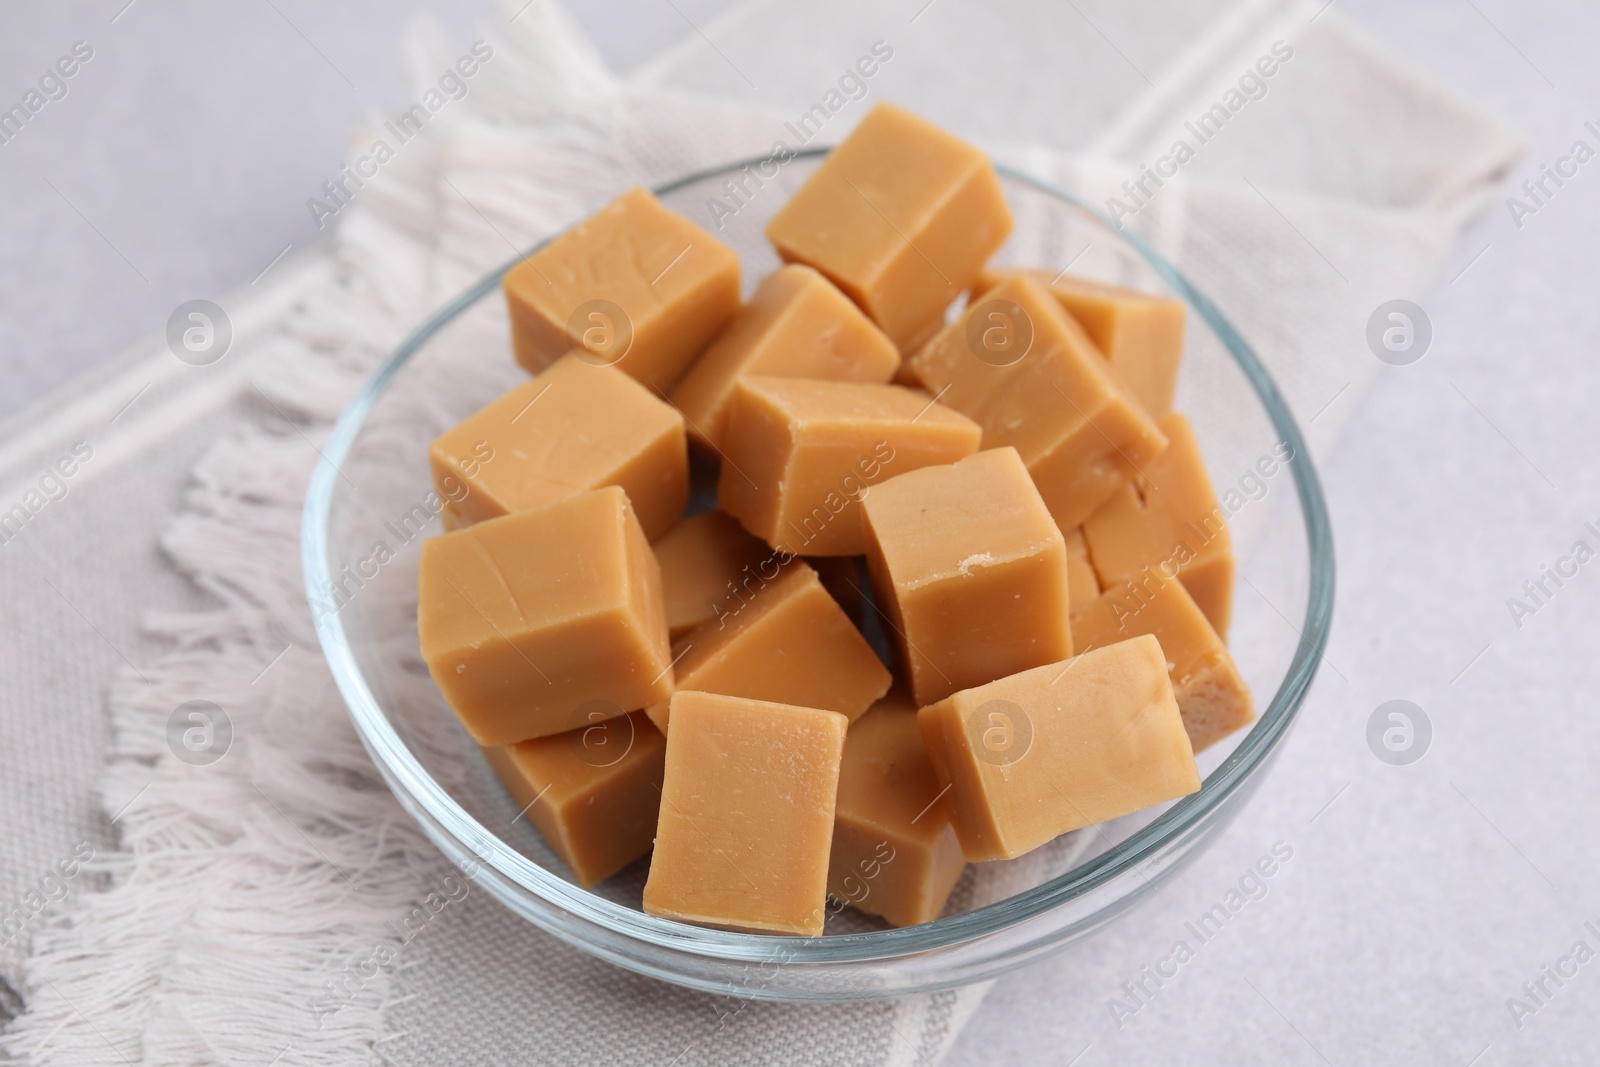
top-left (0, 4), bottom-right (630, 1063)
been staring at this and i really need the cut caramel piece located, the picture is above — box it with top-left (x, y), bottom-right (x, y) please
top-left (829, 691), bottom-right (965, 928)
top-left (766, 103), bottom-right (1012, 349)
top-left (975, 268), bottom-right (1185, 416)
top-left (1063, 527), bottom-right (1100, 614)
top-left (651, 510), bottom-right (772, 640)
top-left (860, 447), bottom-right (1073, 707)
top-left (643, 691), bottom-right (847, 935)
top-left (1174, 549), bottom-right (1235, 644)
top-left (502, 187), bottom-right (740, 390)
top-left (1070, 567), bottom-right (1253, 754)
top-left (483, 711), bottom-right (665, 886)
top-left (1083, 412), bottom-right (1234, 637)
top-left (668, 265), bottom-right (901, 450)
top-left (718, 377), bottom-right (982, 556)
top-left (909, 274), bottom-right (1168, 530)
top-left (418, 487), bottom-right (673, 745)
top-left (645, 559), bottom-right (890, 733)
top-left (918, 635), bottom-right (1200, 862)
top-left (429, 354), bottom-right (688, 538)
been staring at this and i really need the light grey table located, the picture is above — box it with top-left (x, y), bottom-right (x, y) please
top-left (3, 2), bottom-right (1597, 1064)
top-left (0, 0), bottom-right (732, 420)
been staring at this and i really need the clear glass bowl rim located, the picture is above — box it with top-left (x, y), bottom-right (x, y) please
top-left (302, 147), bottom-right (1335, 968)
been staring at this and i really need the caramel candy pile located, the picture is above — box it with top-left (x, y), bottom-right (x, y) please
top-left (417, 102), bottom-right (1254, 934)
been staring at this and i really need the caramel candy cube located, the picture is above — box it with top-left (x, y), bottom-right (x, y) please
top-left (429, 354), bottom-right (688, 539)
top-left (644, 559), bottom-right (889, 734)
top-left (1063, 527), bottom-right (1100, 614)
top-left (861, 447), bottom-right (1073, 707)
top-left (483, 711), bottom-right (665, 886)
top-left (766, 103), bottom-right (1012, 350)
top-left (668, 265), bottom-right (901, 450)
top-left (651, 510), bottom-right (772, 640)
top-left (1083, 413), bottom-right (1234, 637)
top-left (1174, 547), bottom-right (1235, 643)
top-left (976, 268), bottom-right (1185, 416)
top-left (1070, 568), bottom-right (1253, 754)
top-left (828, 691), bottom-right (965, 928)
top-left (643, 691), bottom-right (847, 935)
top-left (918, 635), bottom-right (1201, 862)
top-left (719, 377), bottom-right (982, 557)
top-left (418, 487), bottom-right (674, 745)
top-left (502, 187), bottom-right (741, 390)
top-left (910, 275), bottom-right (1168, 531)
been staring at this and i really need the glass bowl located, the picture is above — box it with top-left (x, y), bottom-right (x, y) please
top-left (302, 148), bottom-right (1334, 1001)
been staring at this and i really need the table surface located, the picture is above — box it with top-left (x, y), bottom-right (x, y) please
top-left (4, 1), bottom-right (1599, 1064)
